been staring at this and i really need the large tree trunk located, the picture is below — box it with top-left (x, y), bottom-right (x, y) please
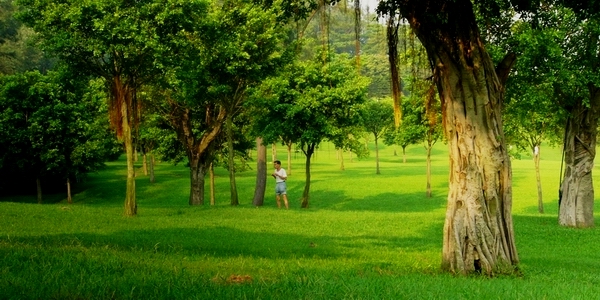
top-left (397, 0), bottom-right (518, 275)
top-left (533, 146), bottom-right (543, 214)
top-left (253, 137), bottom-right (267, 206)
top-left (559, 92), bottom-right (599, 227)
top-left (226, 115), bottom-right (239, 206)
top-left (301, 144), bottom-right (315, 209)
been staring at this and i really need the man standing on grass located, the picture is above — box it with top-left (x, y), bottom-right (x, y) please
top-left (272, 160), bottom-right (289, 209)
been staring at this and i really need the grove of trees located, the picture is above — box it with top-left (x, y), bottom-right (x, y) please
top-left (1, 0), bottom-right (599, 277)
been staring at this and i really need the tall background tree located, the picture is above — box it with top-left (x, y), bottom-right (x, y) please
top-left (360, 99), bottom-right (394, 174)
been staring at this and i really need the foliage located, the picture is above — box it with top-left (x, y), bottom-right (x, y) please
top-left (0, 0), bottom-right (52, 75)
top-left (253, 51), bottom-right (369, 152)
top-left (0, 69), bottom-right (117, 195)
top-left (383, 96), bottom-right (426, 149)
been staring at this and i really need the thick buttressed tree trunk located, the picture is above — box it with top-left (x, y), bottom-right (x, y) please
top-left (397, 0), bottom-right (518, 275)
top-left (559, 89), bottom-right (600, 227)
top-left (253, 137), bottom-right (267, 206)
top-left (301, 143), bottom-right (316, 209)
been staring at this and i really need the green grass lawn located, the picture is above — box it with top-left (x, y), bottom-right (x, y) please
top-left (1, 142), bottom-right (600, 299)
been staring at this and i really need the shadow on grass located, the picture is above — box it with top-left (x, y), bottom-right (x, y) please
top-left (512, 214), bottom-right (600, 278)
top-left (1, 221), bottom-right (443, 262)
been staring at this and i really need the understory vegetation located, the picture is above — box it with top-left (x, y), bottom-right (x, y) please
top-left (1, 142), bottom-right (599, 299)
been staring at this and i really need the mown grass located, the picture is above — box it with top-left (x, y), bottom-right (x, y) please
top-left (1, 142), bottom-right (600, 299)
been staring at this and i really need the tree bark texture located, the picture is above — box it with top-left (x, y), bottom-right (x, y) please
top-left (559, 95), bottom-right (598, 227)
top-left (253, 137), bottom-right (267, 206)
top-left (189, 156), bottom-right (207, 206)
top-left (396, 0), bottom-right (518, 274)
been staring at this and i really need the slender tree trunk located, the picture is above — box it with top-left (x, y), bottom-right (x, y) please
top-left (272, 143), bottom-right (277, 163)
top-left (189, 156), bottom-right (205, 206)
top-left (533, 146), bottom-right (543, 213)
top-left (286, 141), bottom-right (293, 176)
top-left (142, 153), bottom-right (148, 176)
top-left (559, 92), bottom-right (599, 227)
top-left (426, 144), bottom-right (432, 198)
top-left (339, 148), bottom-right (345, 170)
top-left (402, 146), bottom-right (406, 163)
top-left (36, 177), bottom-right (42, 204)
top-left (354, 0), bottom-right (361, 72)
top-left (226, 115), bottom-right (239, 206)
top-left (122, 99), bottom-right (136, 216)
top-left (67, 177), bottom-right (72, 204)
top-left (149, 153), bottom-right (155, 183)
top-left (398, 0), bottom-right (518, 275)
top-left (210, 162), bottom-right (216, 205)
top-left (375, 135), bottom-right (380, 174)
top-left (301, 144), bottom-right (315, 208)
top-left (253, 137), bottom-right (267, 206)
top-left (387, 13), bottom-right (402, 128)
